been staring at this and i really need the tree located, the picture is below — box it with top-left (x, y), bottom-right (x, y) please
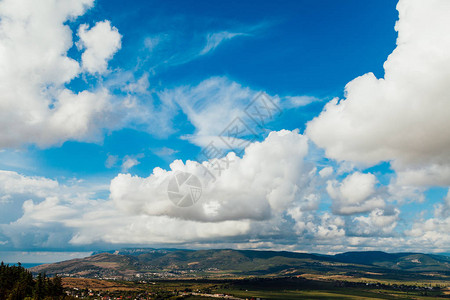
top-left (51, 275), bottom-right (64, 297)
top-left (33, 273), bottom-right (45, 300)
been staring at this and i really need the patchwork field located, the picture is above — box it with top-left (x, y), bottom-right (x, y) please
top-left (62, 276), bottom-right (449, 299)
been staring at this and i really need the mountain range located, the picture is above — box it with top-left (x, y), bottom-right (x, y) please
top-left (30, 248), bottom-right (450, 280)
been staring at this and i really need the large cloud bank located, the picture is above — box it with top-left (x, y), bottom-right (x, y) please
top-left (306, 0), bottom-right (450, 186)
top-left (0, 130), bottom-right (420, 252)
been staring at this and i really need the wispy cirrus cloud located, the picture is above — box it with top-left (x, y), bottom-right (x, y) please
top-left (200, 31), bottom-right (248, 55)
top-left (140, 22), bottom-right (267, 71)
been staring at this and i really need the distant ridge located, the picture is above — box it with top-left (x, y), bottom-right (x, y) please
top-left (91, 248), bottom-right (188, 256)
top-left (30, 249), bottom-right (450, 279)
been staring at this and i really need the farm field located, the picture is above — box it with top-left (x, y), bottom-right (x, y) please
top-left (62, 276), bottom-right (449, 299)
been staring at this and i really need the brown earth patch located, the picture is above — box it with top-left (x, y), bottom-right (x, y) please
top-left (62, 278), bottom-right (137, 291)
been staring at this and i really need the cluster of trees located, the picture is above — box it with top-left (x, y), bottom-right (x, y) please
top-left (0, 262), bottom-right (65, 300)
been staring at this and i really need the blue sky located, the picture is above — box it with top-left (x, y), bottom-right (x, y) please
top-left (1, 0), bottom-right (450, 263)
top-left (27, 0), bottom-right (398, 179)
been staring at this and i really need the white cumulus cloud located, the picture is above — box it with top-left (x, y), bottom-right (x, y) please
top-left (0, 170), bottom-right (58, 198)
top-left (306, 0), bottom-right (450, 185)
top-left (110, 130), bottom-right (314, 223)
top-left (327, 172), bottom-right (385, 215)
top-left (0, 0), bottom-right (121, 149)
top-left (78, 20), bottom-right (122, 74)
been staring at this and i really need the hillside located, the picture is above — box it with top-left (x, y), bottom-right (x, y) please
top-left (30, 249), bottom-right (450, 280)
top-left (334, 251), bottom-right (450, 272)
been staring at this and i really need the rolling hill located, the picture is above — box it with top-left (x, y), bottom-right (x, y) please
top-left (29, 248), bottom-right (450, 279)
